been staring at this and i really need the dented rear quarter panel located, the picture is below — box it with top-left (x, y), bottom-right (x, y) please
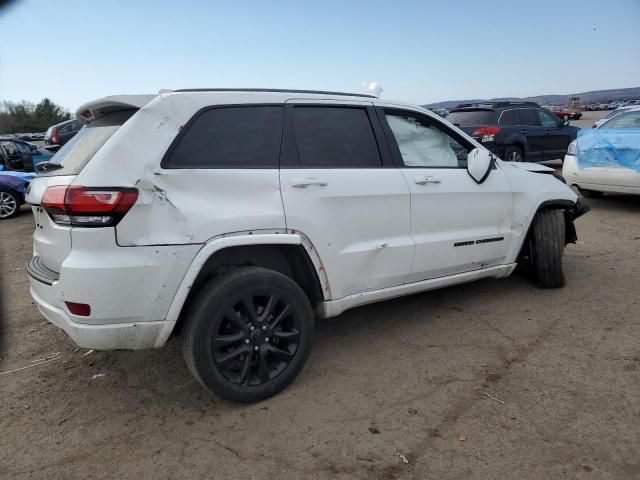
top-left (75, 93), bottom-right (287, 246)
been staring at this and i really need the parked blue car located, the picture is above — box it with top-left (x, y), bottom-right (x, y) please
top-left (0, 170), bottom-right (35, 219)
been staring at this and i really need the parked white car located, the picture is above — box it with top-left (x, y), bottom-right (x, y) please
top-left (26, 89), bottom-right (588, 402)
top-left (592, 105), bottom-right (635, 128)
top-left (563, 106), bottom-right (640, 197)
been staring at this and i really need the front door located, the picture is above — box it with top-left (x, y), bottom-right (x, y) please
top-left (537, 108), bottom-right (571, 160)
top-left (378, 107), bottom-right (514, 283)
top-left (279, 102), bottom-right (413, 299)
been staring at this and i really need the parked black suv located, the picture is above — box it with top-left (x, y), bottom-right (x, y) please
top-left (44, 118), bottom-right (83, 147)
top-left (446, 102), bottom-right (579, 162)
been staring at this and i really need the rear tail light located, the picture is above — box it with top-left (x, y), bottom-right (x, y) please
top-left (472, 126), bottom-right (501, 143)
top-left (41, 186), bottom-right (138, 227)
top-left (51, 127), bottom-right (59, 145)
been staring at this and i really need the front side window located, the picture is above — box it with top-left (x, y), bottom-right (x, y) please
top-left (165, 106), bottom-right (283, 168)
top-left (385, 112), bottom-right (469, 168)
top-left (538, 109), bottom-right (561, 128)
top-left (292, 107), bottom-right (382, 167)
top-left (603, 111), bottom-right (640, 129)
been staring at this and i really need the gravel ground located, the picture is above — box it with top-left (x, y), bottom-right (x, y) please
top-left (1, 110), bottom-right (639, 479)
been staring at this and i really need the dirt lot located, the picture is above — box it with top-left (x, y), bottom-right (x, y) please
top-left (2, 112), bottom-right (640, 479)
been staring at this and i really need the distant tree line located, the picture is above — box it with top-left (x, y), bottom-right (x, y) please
top-left (0, 98), bottom-right (71, 134)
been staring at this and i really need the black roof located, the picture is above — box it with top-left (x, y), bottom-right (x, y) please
top-left (173, 88), bottom-right (377, 98)
top-left (452, 101), bottom-right (540, 110)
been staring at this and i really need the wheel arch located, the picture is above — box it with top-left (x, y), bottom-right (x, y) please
top-left (162, 232), bottom-right (328, 342)
top-left (515, 198), bottom-right (584, 263)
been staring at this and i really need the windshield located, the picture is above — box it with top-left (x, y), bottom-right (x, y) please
top-left (446, 110), bottom-right (496, 126)
top-left (42, 110), bottom-right (136, 176)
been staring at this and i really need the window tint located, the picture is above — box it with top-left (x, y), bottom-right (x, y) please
top-left (386, 112), bottom-right (469, 168)
top-left (446, 110), bottom-right (496, 126)
top-left (498, 110), bottom-right (517, 125)
top-left (603, 111), bottom-right (640, 129)
top-left (293, 107), bottom-right (381, 167)
top-left (538, 109), bottom-right (560, 128)
top-left (517, 109), bottom-right (539, 126)
top-left (166, 106), bottom-right (283, 168)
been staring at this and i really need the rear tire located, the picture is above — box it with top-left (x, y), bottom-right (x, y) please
top-left (504, 145), bottom-right (524, 162)
top-left (530, 209), bottom-right (566, 288)
top-left (181, 266), bottom-right (315, 403)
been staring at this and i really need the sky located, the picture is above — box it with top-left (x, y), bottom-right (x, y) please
top-left (1, 0), bottom-right (639, 112)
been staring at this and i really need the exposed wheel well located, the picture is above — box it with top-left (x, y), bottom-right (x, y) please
top-left (517, 200), bottom-right (578, 263)
top-left (173, 244), bottom-right (324, 335)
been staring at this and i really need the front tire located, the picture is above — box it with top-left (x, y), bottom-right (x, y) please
top-left (181, 266), bottom-right (315, 403)
top-left (531, 209), bottom-right (566, 288)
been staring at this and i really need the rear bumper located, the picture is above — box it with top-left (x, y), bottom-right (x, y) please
top-left (29, 276), bottom-right (174, 350)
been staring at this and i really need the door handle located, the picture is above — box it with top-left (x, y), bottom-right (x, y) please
top-left (290, 177), bottom-right (328, 188)
top-left (414, 176), bottom-right (442, 185)
top-left (520, 130), bottom-right (528, 134)
top-left (545, 130), bottom-right (551, 134)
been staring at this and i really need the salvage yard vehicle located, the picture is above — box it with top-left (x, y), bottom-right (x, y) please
top-left (0, 171), bottom-right (34, 219)
top-left (44, 118), bottom-right (83, 148)
top-left (563, 106), bottom-right (640, 197)
top-left (447, 101), bottom-right (579, 163)
top-left (26, 89), bottom-right (588, 402)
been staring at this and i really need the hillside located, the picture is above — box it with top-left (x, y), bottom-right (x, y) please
top-left (424, 87), bottom-right (640, 109)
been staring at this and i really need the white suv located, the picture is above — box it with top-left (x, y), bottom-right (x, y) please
top-left (26, 89), bottom-right (588, 402)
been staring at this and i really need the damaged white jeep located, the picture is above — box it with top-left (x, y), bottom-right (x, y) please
top-left (26, 89), bottom-right (588, 402)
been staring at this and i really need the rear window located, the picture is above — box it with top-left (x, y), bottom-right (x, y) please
top-left (42, 110), bottom-right (135, 176)
top-left (446, 110), bottom-right (496, 126)
top-left (292, 106), bottom-right (381, 167)
top-left (164, 106), bottom-right (283, 168)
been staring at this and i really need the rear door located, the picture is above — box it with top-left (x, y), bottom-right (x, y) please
top-left (515, 109), bottom-right (545, 161)
top-left (537, 108), bottom-right (570, 160)
top-left (379, 107), bottom-right (514, 282)
top-left (279, 101), bottom-right (413, 299)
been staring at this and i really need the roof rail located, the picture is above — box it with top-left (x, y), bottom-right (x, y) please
top-left (452, 100), bottom-right (540, 109)
top-left (172, 88), bottom-right (377, 98)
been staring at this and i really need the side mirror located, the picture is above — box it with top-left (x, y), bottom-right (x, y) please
top-left (562, 119), bottom-right (570, 127)
top-left (467, 147), bottom-right (493, 184)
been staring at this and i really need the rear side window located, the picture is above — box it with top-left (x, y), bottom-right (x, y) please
top-left (164, 106), bottom-right (283, 168)
top-left (517, 109), bottom-right (540, 126)
top-left (292, 107), bottom-right (382, 167)
top-left (498, 110), bottom-right (517, 125)
top-left (446, 110), bottom-right (496, 126)
top-left (42, 110), bottom-right (134, 176)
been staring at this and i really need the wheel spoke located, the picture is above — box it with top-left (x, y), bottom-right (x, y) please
top-left (272, 329), bottom-right (300, 342)
top-left (265, 344), bottom-right (294, 362)
top-left (242, 295), bottom-right (258, 323)
top-left (257, 348), bottom-right (271, 382)
top-left (223, 307), bottom-right (246, 330)
top-left (259, 295), bottom-right (278, 322)
top-left (238, 354), bottom-right (252, 384)
top-left (269, 304), bottom-right (291, 329)
top-left (213, 331), bottom-right (245, 349)
top-left (215, 345), bottom-right (248, 367)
